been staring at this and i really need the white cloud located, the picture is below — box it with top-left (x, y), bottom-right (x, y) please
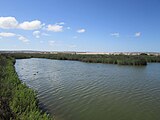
top-left (0, 17), bottom-right (69, 34)
top-left (0, 17), bottom-right (43, 30)
top-left (57, 22), bottom-right (65, 25)
top-left (33, 31), bottom-right (50, 38)
top-left (19, 20), bottom-right (42, 30)
top-left (0, 31), bottom-right (29, 43)
top-left (77, 29), bottom-right (86, 33)
top-left (49, 40), bottom-right (55, 46)
top-left (18, 35), bottom-right (29, 43)
top-left (47, 24), bottom-right (63, 32)
top-left (0, 17), bottom-right (18, 29)
top-left (33, 31), bottom-right (40, 38)
top-left (67, 27), bottom-right (71, 30)
top-left (110, 33), bottom-right (120, 37)
top-left (135, 32), bottom-right (141, 37)
top-left (0, 32), bottom-right (16, 37)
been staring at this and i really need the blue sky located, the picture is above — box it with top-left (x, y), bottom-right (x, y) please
top-left (0, 0), bottom-right (160, 52)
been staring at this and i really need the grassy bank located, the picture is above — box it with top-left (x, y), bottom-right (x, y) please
top-left (6, 53), bottom-right (160, 66)
top-left (0, 55), bottom-right (52, 120)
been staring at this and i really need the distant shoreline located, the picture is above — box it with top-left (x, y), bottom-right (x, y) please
top-left (0, 50), bottom-right (160, 56)
top-left (3, 52), bottom-right (160, 66)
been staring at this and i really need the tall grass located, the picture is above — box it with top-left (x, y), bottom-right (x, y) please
top-left (0, 55), bottom-right (53, 120)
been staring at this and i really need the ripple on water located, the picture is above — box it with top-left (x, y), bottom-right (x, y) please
top-left (15, 59), bottom-right (160, 120)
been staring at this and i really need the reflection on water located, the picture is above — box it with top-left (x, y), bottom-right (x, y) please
top-left (15, 58), bottom-right (160, 120)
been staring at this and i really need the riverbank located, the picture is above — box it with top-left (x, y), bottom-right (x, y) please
top-left (0, 55), bottom-right (53, 120)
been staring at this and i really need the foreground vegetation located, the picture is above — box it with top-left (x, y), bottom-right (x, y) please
top-left (0, 55), bottom-right (52, 120)
top-left (6, 52), bottom-right (160, 66)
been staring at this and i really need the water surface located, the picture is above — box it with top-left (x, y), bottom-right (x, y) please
top-left (15, 58), bottom-right (160, 120)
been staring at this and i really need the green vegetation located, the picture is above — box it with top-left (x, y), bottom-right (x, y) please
top-left (0, 55), bottom-right (52, 120)
top-left (6, 52), bottom-right (160, 66)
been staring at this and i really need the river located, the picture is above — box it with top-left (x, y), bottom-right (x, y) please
top-left (15, 58), bottom-right (160, 120)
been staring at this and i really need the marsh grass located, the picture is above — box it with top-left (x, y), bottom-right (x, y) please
top-left (0, 55), bottom-right (53, 120)
top-left (8, 53), bottom-right (160, 66)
